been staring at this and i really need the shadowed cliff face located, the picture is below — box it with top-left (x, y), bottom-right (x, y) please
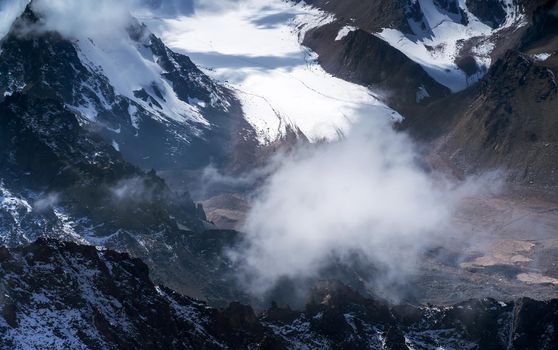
top-left (1, 240), bottom-right (558, 350)
top-left (0, 92), bottom-right (209, 236)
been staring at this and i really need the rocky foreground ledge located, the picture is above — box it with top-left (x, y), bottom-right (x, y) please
top-left (0, 239), bottom-right (557, 350)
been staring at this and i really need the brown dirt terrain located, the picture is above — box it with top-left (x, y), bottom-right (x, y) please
top-left (407, 193), bottom-right (558, 304)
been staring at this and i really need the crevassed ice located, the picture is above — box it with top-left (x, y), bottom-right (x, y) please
top-left (143, 0), bottom-right (401, 144)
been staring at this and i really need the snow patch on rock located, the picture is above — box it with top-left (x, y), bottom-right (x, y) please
top-left (375, 0), bottom-right (526, 92)
top-left (533, 53), bottom-right (552, 62)
top-left (335, 25), bottom-right (357, 41)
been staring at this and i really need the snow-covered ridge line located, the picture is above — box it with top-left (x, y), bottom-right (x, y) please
top-left (374, 0), bottom-right (527, 92)
top-left (73, 33), bottom-right (206, 127)
top-left (1, 1), bottom-right (238, 157)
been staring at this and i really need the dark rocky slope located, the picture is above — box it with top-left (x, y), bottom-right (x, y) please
top-left (0, 5), bottom-right (259, 172)
top-left (303, 0), bottom-right (412, 33)
top-left (426, 51), bottom-right (558, 189)
top-left (1, 239), bottom-right (557, 350)
top-left (0, 91), bottom-right (244, 305)
top-left (0, 239), bottom-right (269, 349)
top-left (405, 4), bottom-right (558, 191)
top-left (0, 4), bottom-right (270, 305)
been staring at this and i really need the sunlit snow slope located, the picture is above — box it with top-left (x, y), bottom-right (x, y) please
top-left (144, 0), bottom-right (401, 144)
top-left (375, 0), bottom-right (525, 92)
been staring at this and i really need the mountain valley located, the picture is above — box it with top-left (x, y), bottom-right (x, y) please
top-left (1, 0), bottom-right (558, 349)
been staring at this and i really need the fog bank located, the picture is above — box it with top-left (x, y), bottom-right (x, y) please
top-left (230, 115), bottom-right (497, 297)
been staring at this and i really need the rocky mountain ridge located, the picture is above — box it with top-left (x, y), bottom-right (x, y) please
top-left (1, 239), bottom-right (557, 350)
top-left (0, 89), bottom-right (248, 304)
top-left (301, 0), bottom-right (558, 189)
top-left (0, 4), bottom-right (261, 172)
top-left (0, 3), bottom-right (268, 305)
top-left (1, 1), bottom-right (558, 348)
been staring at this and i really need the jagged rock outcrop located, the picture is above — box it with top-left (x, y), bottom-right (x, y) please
top-left (465, 0), bottom-right (508, 28)
top-left (1, 241), bottom-right (557, 350)
top-left (0, 239), bottom-right (276, 349)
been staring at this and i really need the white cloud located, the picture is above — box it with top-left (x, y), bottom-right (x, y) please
top-left (144, 0), bottom-right (194, 15)
top-left (230, 114), bottom-right (500, 297)
top-left (30, 0), bottom-right (135, 39)
top-left (0, 0), bottom-right (29, 39)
